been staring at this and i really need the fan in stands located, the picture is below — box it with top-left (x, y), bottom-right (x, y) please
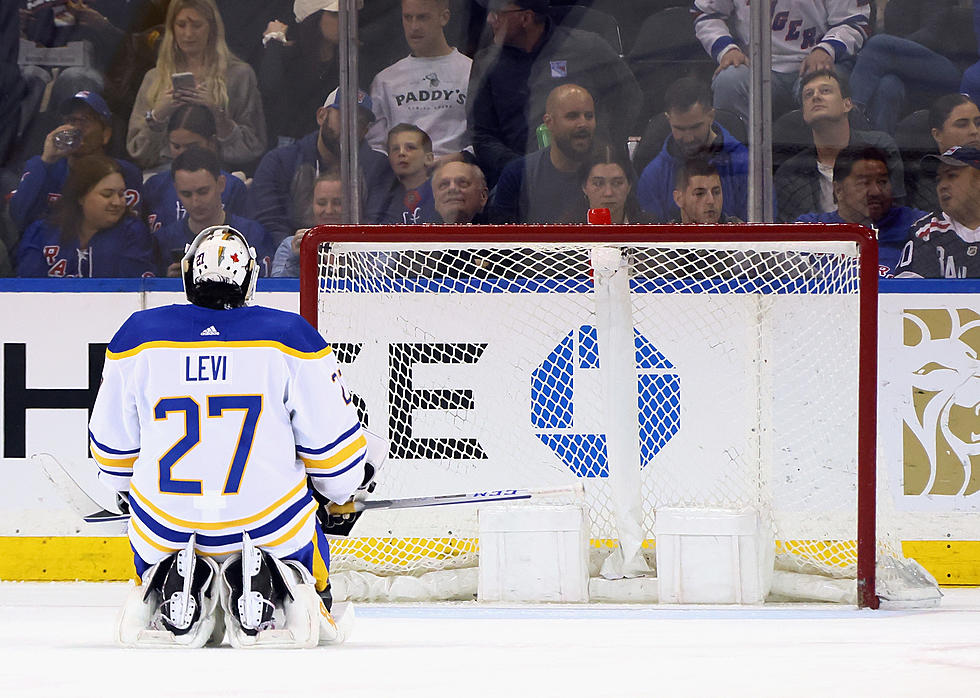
top-left (87, 224), bottom-right (384, 648)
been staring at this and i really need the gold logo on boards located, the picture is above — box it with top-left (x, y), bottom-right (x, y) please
top-left (903, 308), bottom-right (980, 496)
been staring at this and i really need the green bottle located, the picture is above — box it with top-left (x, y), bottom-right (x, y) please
top-left (536, 123), bottom-right (551, 149)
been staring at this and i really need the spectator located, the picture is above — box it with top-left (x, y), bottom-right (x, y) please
top-left (467, 0), bottom-right (640, 185)
top-left (155, 147), bottom-right (271, 277)
top-left (958, 2), bottom-right (980, 106)
top-left (774, 69), bottom-right (904, 223)
top-left (671, 158), bottom-right (741, 224)
top-left (379, 123), bottom-right (438, 224)
top-left (259, 1), bottom-right (354, 146)
top-left (563, 144), bottom-right (650, 224)
top-left (909, 94), bottom-right (980, 213)
top-left (248, 87), bottom-right (394, 242)
top-left (366, 0), bottom-right (472, 158)
top-left (487, 83), bottom-right (595, 223)
top-left (9, 90), bottom-right (143, 232)
top-left (432, 159), bottom-right (489, 224)
top-left (142, 104), bottom-right (248, 235)
top-left (693, 0), bottom-right (871, 121)
top-left (128, 0), bottom-right (266, 171)
top-left (16, 154), bottom-right (153, 277)
top-left (848, 34), bottom-right (961, 135)
top-left (271, 170), bottom-right (343, 277)
top-left (895, 147), bottom-right (980, 278)
top-left (797, 145), bottom-right (929, 276)
top-left (636, 77), bottom-right (747, 223)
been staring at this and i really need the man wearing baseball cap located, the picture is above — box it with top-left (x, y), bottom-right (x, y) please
top-left (467, 0), bottom-right (640, 185)
top-left (9, 90), bottom-right (143, 231)
top-left (248, 86), bottom-right (394, 239)
top-left (895, 146), bottom-right (980, 278)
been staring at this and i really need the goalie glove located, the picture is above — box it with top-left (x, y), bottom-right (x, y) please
top-left (311, 428), bottom-right (388, 537)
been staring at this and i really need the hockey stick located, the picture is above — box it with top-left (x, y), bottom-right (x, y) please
top-left (34, 453), bottom-right (584, 523)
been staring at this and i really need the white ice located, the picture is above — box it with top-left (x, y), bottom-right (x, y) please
top-left (2, 582), bottom-right (980, 697)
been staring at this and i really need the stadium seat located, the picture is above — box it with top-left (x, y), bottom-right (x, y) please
top-left (627, 7), bottom-right (715, 133)
top-left (547, 5), bottom-right (623, 56)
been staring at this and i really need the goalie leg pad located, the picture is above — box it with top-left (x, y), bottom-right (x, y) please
top-left (117, 535), bottom-right (220, 648)
top-left (218, 534), bottom-right (319, 649)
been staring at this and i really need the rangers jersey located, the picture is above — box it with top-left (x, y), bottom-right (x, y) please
top-left (894, 213), bottom-right (980, 278)
top-left (692, 0), bottom-right (871, 73)
top-left (88, 303), bottom-right (368, 568)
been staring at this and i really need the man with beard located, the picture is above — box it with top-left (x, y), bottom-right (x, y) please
top-left (486, 83), bottom-right (596, 223)
top-left (797, 145), bottom-right (928, 277)
top-left (247, 87), bottom-right (394, 241)
top-left (636, 78), bottom-right (748, 223)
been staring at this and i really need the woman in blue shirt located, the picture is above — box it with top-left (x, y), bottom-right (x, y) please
top-left (17, 154), bottom-right (154, 277)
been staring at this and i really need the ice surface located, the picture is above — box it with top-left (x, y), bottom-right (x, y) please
top-left (2, 582), bottom-right (980, 697)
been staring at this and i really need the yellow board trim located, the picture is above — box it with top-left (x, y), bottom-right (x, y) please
top-left (129, 478), bottom-right (307, 530)
top-left (2, 537), bottom-right (979, 585)
top-left (107, 341), bottom-right (332, 361)
top-left (301, 435), bottom-right (367, 470)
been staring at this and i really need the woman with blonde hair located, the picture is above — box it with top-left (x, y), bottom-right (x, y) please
top-left (127, 0), bottom-right (265, 170)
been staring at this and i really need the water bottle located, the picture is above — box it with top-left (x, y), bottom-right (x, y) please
top-left (536, 123), bottom-right (551, 149)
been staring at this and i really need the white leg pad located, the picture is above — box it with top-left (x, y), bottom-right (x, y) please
top-left (219, 553), bottom-right (320, 649)
top-left (319, 599), bottom-right (355, 645)
top-left (117, 556), bottom-right (221, 648)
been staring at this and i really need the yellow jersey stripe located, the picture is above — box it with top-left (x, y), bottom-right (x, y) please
top-left (129, 478), bottom-right (307, 530)
top-left (301, 434), bottom-right (367, 470)
top-left (92, 451), bottom-right (136, 469)
top-left (260, 503), bottom-right (316, 548)
top-left (107, 341), bottom-right (333, 361)
top-left (130, 517), bottom-right (180, 555)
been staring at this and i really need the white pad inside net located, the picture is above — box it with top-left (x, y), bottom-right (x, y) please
top-left (312, 237), bottom-right (934, 604)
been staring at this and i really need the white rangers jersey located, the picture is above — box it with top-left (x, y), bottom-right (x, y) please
top-left (692, 0), bottom-right (871, 73)
top-left (366, 48), bottom-right (472, 156)
top-left (88, 303), bottom-right (367, 566)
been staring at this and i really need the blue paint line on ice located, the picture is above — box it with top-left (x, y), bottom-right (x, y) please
top-left (353, 604), bottom-right (920, 621)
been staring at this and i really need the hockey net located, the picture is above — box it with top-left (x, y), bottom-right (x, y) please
top-left (299, 224), bottom-right (938, 607)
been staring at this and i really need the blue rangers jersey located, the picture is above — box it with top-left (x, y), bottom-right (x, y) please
top-left (88, 303), bottom-right (368, 567)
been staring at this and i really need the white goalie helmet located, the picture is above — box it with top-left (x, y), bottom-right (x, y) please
top-left (181, 225), bottom-right (258, 309)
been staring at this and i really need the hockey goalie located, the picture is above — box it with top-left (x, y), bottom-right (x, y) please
top-left (86, 225), bottom-right (383, 648)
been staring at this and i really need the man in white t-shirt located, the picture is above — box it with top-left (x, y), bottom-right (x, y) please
top-left (366, 0), bottom-right (471, 158)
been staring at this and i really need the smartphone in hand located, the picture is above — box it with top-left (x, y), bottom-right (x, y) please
top-left (171, 72), bottom-right (196, 92)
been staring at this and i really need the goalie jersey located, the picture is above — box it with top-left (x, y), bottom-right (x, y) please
top-left (88, 303), bottom-right (368, 566)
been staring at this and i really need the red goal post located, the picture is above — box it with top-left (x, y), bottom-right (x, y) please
top-left (300, 223), bottom-right (881, 607)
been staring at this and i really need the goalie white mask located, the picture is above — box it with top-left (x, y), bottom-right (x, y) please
top-left (181, 225), bottom-right (258, 309)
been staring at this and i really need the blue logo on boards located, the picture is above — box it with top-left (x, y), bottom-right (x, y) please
top-left (531, 326), bottom-right (680, 477)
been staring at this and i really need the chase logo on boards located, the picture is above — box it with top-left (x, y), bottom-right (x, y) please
top-left (530, 325), bottom-right (680, 477)
top-left (903, 308), bottom-right (980, 496)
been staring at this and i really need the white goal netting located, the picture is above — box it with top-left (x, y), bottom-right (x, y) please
top-left (306, 228), bottom-right (938, 605)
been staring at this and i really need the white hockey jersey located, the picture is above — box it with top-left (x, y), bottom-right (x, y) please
top-left (366, 49), bottom-right (472, 156)
top-left (88, 303), bottom-right (367, 565)
top-left (692, 0), bottom-right (871, 73)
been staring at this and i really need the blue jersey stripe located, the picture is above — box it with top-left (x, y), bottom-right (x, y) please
top-left (89, 430), bottom-right (140, 455)
top-left (129, 490), bottom-right (314, 546)
top-left (307, 453), bottom-right (364, 479)
top-left (296, 422), bottom-right (362, 455)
